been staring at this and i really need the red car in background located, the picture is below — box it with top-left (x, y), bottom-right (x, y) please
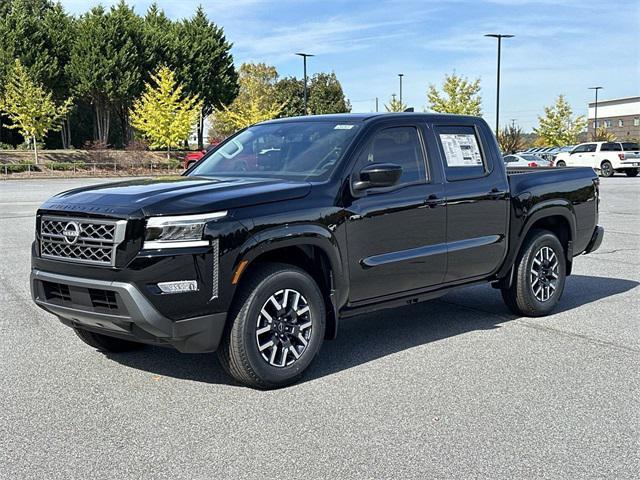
top-left (183, 143), bottom-right (219, 169)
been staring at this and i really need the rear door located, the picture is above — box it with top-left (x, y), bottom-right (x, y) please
top-left (432, 123), bottom-right (509, 282)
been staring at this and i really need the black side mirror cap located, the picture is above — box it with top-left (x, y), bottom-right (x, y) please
top-left (353, 163), bottom-right (403, 191)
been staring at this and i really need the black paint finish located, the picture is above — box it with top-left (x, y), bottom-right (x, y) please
top-left (31, 113), bottom-right (602, 351)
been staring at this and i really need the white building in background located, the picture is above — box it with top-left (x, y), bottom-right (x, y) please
top-left (588, 96), bottom-right (640, 140)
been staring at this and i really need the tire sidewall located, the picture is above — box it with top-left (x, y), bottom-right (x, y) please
top-left (556, 161), bottom-right (566, 168)
top-left (239, 269), bottom-right (326, 385)
top-left (520, 233), bottom-right (566, 314)
top-left (600, 161), bottom-right (614, 177)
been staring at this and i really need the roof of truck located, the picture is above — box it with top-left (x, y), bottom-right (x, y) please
top-left (261, 112), bottom-right (480, 124)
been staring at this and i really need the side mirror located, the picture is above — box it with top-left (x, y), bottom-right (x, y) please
top-left (353, 163), bottom-right (402, 191)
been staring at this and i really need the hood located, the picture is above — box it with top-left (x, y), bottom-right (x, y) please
top-left (40, 176), bottom-right (312, 217)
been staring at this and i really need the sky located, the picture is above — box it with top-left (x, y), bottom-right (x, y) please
top-left (60, 0), bottom-right (640, 131)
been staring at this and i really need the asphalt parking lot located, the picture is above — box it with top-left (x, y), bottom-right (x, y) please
top-left (1, 176), bottom-right (638, 479)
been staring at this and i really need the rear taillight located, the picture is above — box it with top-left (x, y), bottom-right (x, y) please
top-left (528, 162), bottom-right (538, 167)
top-left (618, 153), bottom-right (625, 161)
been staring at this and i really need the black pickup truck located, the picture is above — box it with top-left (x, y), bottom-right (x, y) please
top-left (31, 113), bottom-right (604, 388)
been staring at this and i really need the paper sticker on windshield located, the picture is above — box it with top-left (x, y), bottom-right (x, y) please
top-left (439, 133), bottom-right (483, 167)
top-left (334, 124), bottom-right (355, 130)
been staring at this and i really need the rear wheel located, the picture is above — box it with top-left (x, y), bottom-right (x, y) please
top-left (625, 168), bottom-right (638, 177)
top-left (600, 160), bottom-right (614, 177)
top-left (501, 230), bottom-right (566, 317)
top-left (218, 263), bottom-right (326, 389)
top-left (74, 328), bottom-right (143, 352)
top-left (555, 160), bottom-right (566, 168)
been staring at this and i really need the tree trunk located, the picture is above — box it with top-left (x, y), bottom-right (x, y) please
top-left (197, 108), bottom-right (204, 149)
top-left (32, 136), bottom-right (39, 165)
top-left (167, 145), bottom-right (170, 160)
top-left (94, 100), bottom-right (111, 145)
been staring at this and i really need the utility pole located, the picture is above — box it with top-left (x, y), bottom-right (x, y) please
top-left (295, 52), bottom-right (314, 115)
top-left (398, 73), bottom-right (404, 105)
top-left (375, 97), bottom-right (379, 112)
top-left (485, 34), bottom-right (514, 133)
top-left (589, 86), bottom-right (603, 140)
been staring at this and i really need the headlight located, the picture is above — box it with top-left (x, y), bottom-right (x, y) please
top-left (143, 211), bottom-right (227, 249)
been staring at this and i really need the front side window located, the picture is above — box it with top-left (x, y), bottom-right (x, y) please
top-left (352, 126), bottom-right (427, 185)
top-left (584, 143), bottom-right (597, 153)
top-left (189, 121), bottom-right (360, 180)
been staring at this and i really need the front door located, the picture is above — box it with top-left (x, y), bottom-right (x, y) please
top-left (345, 125), bottom-right (446, 303)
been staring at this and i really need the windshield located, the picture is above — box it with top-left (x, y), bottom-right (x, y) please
top-left (189, 121), bottom-right (360, 180)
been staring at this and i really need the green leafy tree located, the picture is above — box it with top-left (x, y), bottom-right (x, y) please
top-left (130, 66), bottom-right (201, 158)
top-left (0, 59), bottom-right (72, 163)
top-left (274, 76), bottom-right (305, 118)
top-left (214, 63), bottom-right (284, 135)
top-left (427, 72), bottom-right (482, 115)
top-left (497, 123), bottom-right (525, 154)
top-left (307, 72), bottom-right (351, 115)
top-left (533, 95), bottom-right (586, 147)
top-left (175, 7), bottom-right (238, 148)
top-left (67, 2), bottom-right (144, 146)
top-left (0, 0), bottom-right (74, 147)
top-left (385, 93), bottom-right (406, 112)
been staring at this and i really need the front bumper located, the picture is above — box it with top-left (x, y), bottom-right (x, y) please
top-left (30, 269), bottom-right (227, 353)
top-left (584, 225), bottom-right (604, 255)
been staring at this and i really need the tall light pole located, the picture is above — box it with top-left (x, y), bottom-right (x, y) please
top-left (295, 52), bottom-right (314, 115)
top-left (589, 86), bottom-right (603, 140)
top-left (398, 73), bottom-right (404, 105)
top-left (485, 33), bottom-right (514, 133)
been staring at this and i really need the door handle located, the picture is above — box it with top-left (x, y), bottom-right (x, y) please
top-left (425, 194), bottom-right (445, 208)
top-left (488, 187), bottom-right (506, 199)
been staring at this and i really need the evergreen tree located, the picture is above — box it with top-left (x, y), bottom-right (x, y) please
top-left (307, 72), bottom-right (351, 115)
top-left (385, 93), bottom-right (406, 112)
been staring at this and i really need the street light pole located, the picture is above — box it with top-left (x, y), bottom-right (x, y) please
top-left (295, 52), bottom-right (314, 115)
top-left (589, 86), bottom-right (603, 140)
top-left (398, 73), bottom-right (404, 105)
top-left (485, 33), bottom-right (514, 133)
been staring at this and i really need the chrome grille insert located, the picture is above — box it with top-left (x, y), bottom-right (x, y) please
top-left (40, 216), bottom-right (127, 267)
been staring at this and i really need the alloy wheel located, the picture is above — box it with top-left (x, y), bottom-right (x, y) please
top-left (530, 246), bottom-right (559, 302)
top-left (255, 288), bottom-right (313, 367)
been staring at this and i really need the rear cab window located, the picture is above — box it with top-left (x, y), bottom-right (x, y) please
top-left (434, 126), bottom-right (488, 181)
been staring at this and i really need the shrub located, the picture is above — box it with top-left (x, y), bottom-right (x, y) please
top-left (2, 161), bottom-right (39, 173)
top-left (0, 142), bottom-right (15, 150)
top-left (46, 161), bottom-right (86, 171)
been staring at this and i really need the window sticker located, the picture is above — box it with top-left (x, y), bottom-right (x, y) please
top-left (334, 124), bottom-right (355, 130)
top-left (439, 133), bottom-right (483, 167)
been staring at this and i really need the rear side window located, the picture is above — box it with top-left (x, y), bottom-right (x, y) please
top-left (601, 143), bottom-right (622, 152)
top-left (435, 126), bottom-right (487, 181)
top-left (622, 142), bottom-right (640, 151)
top-left (352, 126), bottom-right (427, 185)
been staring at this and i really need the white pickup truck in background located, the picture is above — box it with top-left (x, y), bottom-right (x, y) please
top-left (554, 141), bottom-right (640, 177)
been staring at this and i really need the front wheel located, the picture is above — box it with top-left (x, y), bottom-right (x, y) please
top-left (218, 263), bottom-right (326, 389)
top-left (625, 168), bottom-right (638, 177)
top-left (600, 160), bottom-right (614, 177)
top-left (555, 160), bottom-right (566, 168)
top-left (501, 230), bottom-right (566, 317)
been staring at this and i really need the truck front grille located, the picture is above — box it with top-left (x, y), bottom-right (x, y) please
top-left (40, 216), bottom-right (127, 267)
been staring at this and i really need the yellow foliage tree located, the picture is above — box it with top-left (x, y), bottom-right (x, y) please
top-left (0, 59), bottom-right (72, 164)
top-left (214, 63), bottom-right (285, 135)
top-left (130, 66), bottom-right (202, 158)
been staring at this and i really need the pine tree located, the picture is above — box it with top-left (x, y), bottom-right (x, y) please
top-left (427, 73), bottom-right (482, 116)
top-left (0, 59), bottom-right (72, 163)
top-left (130, 66), bottom-right (201, 158)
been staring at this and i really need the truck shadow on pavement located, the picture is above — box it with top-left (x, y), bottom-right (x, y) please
top-left (106, 274), bottom-right (638, 387)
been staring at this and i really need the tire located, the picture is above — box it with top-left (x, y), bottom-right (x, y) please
top-left (218, 263), bottom-right (326, 389)
top-left (555, 160), bottom-right (566, 168)
top-left (186, 161), bottom-right (195, 169)
top-left (501, 230), bottom-right (566, 317)
top-left (74, 328), bottom-right (143, 352)
top-left (625, 168), bottom-right (638, 177)
top-left (599, 160), bottom-right (614, 177)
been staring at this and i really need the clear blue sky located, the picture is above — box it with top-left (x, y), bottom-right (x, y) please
top-left (61, 0), bottom-right (640, 131)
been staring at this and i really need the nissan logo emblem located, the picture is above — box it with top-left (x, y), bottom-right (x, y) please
top-left (62, 221), bottom-right (80, 244)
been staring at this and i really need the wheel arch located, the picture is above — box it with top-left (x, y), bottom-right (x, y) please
top-left (231, 224), bottom-right (346, 340)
